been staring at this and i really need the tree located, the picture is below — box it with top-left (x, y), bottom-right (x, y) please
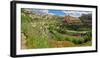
top-left (79, 14), bottom-right (92, 27)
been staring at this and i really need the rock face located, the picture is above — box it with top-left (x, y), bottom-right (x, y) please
top-left (64, 16), bottom-right (82, 25)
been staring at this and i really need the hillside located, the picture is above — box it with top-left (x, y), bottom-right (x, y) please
top-left (21, 8), bottom-right (92, 49)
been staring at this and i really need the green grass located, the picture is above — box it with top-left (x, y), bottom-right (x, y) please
top-left (65, 30), bottom-right (87, 36)
top-left (49, 30), bottom-right (91, 44)
top-left (77, 41), bottom-right (92, 46)
top-left (21, 14), bottom-right (32, 23)
top-left (26, 34), bottom-right (50, 48)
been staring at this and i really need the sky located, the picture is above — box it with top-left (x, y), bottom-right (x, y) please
top-left (48, 10), bottom-right (65, 16)
top-left (24, 8), bottom-right (92, 17)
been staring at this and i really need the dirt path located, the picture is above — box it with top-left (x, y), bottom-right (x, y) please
top-left (48, 39), bottom-right (75, 48)
top-left (21, 33), bottom-right (27, 49)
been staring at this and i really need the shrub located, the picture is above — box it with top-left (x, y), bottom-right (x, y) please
top-left (83, 31), bottom-right (92, 42)
top-left (50, 30), bottom-right (85, 44)
top-left (64, 36), bottom-right (84, 44)
top-left (72, 38), bottom-right (84, 44)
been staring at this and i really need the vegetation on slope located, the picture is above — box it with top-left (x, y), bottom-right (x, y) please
top-left (21, 9), bottom-right (92, 49)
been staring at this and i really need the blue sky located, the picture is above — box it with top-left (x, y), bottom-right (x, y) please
top-left (48, 9), bottom-right (91, 17)
top-left (25, 8), bottom-right (92, 17)
top-left (48, 9), bottom-right (65, 16)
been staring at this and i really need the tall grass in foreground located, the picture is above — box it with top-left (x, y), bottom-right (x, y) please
top-left (21, 14), bottom-right (51, 49)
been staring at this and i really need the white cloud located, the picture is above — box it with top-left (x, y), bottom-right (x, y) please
top-left (79, 11), bottom-right (92, 14)
top-left (24, 8), bottom-right (92, 17)
top-left (32, 9), bottom-right (49, 15)
top-left (48, 13), bottom-right (55, 15)
top-left (38, 9), bottom-right (48, 14)
top-left (24, 8), bottom-right (57, 15)
top-left (24, 8), bottom-right (49, 15)
top-left (63, 10), bottom-right (92, 17)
